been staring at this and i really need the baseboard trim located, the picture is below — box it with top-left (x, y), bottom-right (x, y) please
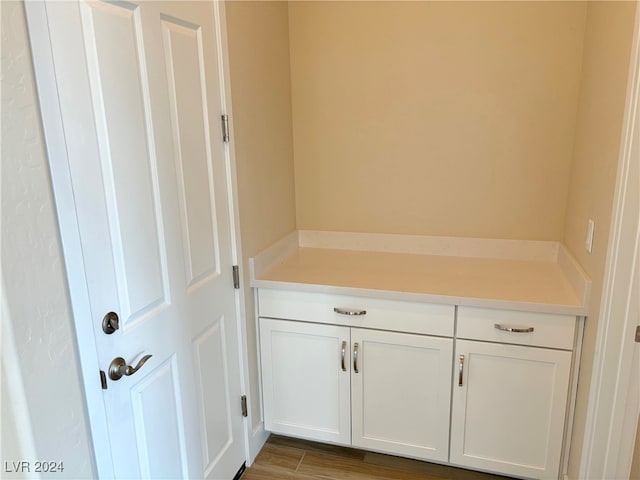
top-left (247, 422), bottom-right (269, 466)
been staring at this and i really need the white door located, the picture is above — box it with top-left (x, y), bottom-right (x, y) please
top-left (38, 1), bottom-right (245, 478)
top-left (259, 318), bottom-right (351, 445)
top-left (450, 340), bottom-right (572, 479)
top-left (351, 329), bottom-right (452, 462)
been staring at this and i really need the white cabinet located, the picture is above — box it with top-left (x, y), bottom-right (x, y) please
top-left (259, 318), bottom-right (351, 445)
top-left (450, 341), bottom-right (572, 478)
top-left (257, 291), bottom-right (579, 479)
top-left (259, 315), bottom-right (453, 462)
top-left (451, 307), bottom-right (575, 479)
top-left (351, 328), bottom-right (452, 462)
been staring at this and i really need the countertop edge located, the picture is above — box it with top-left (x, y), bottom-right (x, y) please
top-left (250, 231), bottom-right (591, 318)
top-left (250, 279), bottom-right (588, 317)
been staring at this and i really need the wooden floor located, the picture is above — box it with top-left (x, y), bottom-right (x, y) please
top-left (242, 435), bottom-right (515, 480)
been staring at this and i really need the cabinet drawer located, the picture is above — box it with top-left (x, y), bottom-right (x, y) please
top-left (457, 307), bottom-right (576, 350)
top-left (258, 289), bottom-right (454, 337)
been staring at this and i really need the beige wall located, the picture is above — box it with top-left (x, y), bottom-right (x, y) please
top-left (562, 1), bottom-right (638, 477)
top-left (225, 1), bottom-right (296, 437)
top-left (289, 1), bottom-right (587, 240)
top-left (224, 0), bottom-right (638, 470)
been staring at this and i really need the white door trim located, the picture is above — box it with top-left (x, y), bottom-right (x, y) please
top-left (579, 5), bottom-right (640, 479)
top-left (24, 2), bottom-right (110, 476)
top-left (24, 1), bottom-right (250, 477)
top-left (211, 0), bottom-right (263, 465)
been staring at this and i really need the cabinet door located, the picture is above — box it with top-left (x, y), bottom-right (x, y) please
top-left (259, 318), bottom-right (351, 445)
top-left (351, 329), bottom-right (453, 462)
top-left (450, 340), bottom-right (572, 479)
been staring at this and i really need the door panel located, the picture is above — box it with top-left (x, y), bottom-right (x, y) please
top-left (351, 329), bottom-right (452, 462)
top-left (131, 357), bottom-right (187, 479)
top-left (41, 1), bottom-right (245, 478)
top-left (161, 15), bottom-right (221, 287)
top-left (260, 318), bottom-right (351, 445)
top-left (450, 340), bottom-right (572, 479)
top-left (80, 0), bottom-right (170, 325)
top-left (193, 316), bottom-right (234, 474)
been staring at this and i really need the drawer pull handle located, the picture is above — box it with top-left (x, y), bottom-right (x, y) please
top-left (458, 355), bottom-right (464, 387)
top-left (353, 343), bottom-right (360, 374)
top-left (494, 323), bottom-right (534, 333)
top-left (334, 307), bottom-right (366, 316)
top-left (341, 341), bottom-right (347, 372)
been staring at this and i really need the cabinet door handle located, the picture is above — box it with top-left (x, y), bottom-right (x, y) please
top-left (494, 323), bottom-right (534, 333)
top-left (334, 307), bottom-right (366, 316)
top-left (458, 355), bottom-right (464, 387)
top-left (353, 343), bottom-right (360, 373)
top-left (341, 341), bottom-right (347, 372)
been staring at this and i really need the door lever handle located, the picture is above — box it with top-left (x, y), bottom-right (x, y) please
top-left (109, 354), bottom-right (153, 381)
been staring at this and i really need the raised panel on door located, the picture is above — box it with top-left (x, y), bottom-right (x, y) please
top-left (79, 0), bottom-right (171, 328)
top-left (450, 340), bottom-right (572, 479)
top-left (351, 329), bottom-right (453, 462)
top-left (130, 357), bottom-right (188, 479)
top-left (259, 318), bottom-right (351, 445)
top-left (193, 316), bottom-right (234, 476)
top-left (161, 13), bottom-right (221, 289)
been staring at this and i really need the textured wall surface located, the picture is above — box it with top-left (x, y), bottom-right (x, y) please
top-left (1, 1), bottom-right (94, 477)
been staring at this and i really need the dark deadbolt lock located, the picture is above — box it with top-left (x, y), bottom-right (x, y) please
top-left (102, 312), bottom-right (119, 334)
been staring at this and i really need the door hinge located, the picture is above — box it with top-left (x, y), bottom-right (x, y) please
top-left (221, 114), bottom-right (230, 143)
top-left (100, 370), bottom-right (108, 390)
top-left (240, 395), bottom-right (248, 417)
top-left (232, 265), bottom-right (240, 289)
top-left (635, 325), bottom-right (640, 343)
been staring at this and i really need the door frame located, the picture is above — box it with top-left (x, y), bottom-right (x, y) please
top-left (579, 5), bottom-right (640, 478)
top-left (24, 1), bottom-right (251, 477)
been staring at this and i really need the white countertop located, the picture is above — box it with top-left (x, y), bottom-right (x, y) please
top-left (250, 231), bottom-right (591, 316)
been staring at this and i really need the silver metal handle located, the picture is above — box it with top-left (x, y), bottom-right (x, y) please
top-left (494, 323), bottom-right (534, 333)
top-left (109, 354), bottom-right (153, 381)
top-left (341, 341), bottom-right (347, 372)
top-left (334, 307), bottom-right (366, 316)
top-left (353, 343), bottom-right (359, 374)
top-left (458, 355), bottom-right (464, 387)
